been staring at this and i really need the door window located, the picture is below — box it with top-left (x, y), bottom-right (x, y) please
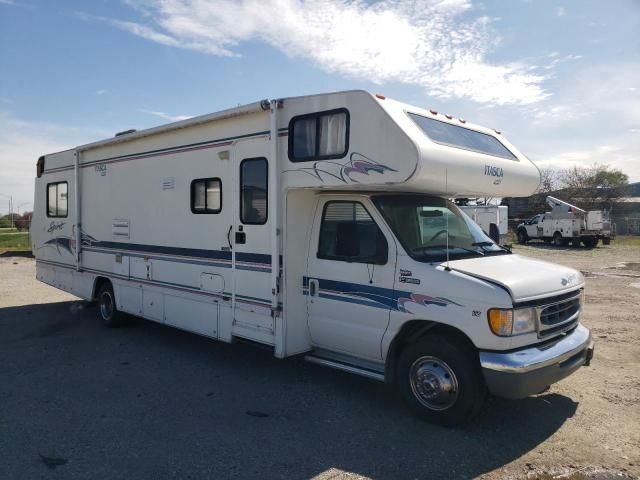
top-left (317, 201), bottom-right (387, 264)
top-left (240, 158), bottom-right (268, 225)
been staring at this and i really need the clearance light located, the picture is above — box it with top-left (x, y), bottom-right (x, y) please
top-left (429, 109), bottom-right (438, 115)
top-left (494, 129), bottom-right (502, 134)
top-left (445, 114), bottom-right (453, 119)
top-left (459, 118), bottom-right (466, 124)
top-left (375, 93), bottom-right (386, 100)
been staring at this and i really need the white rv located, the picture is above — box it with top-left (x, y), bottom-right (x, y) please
top-left (32, 91), bottom-right (594, 425)
top-left (459, 205), bottom-right (508, 245)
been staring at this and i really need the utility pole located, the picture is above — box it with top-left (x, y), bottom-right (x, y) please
top-left (0, 193), bottom-right (13, 229)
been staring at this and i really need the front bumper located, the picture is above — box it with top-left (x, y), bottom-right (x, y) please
top-left (479, 324), bottom-right (594, 399)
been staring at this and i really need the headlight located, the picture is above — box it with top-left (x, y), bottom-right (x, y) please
top-left (488, 307), bottom-right (537, 337)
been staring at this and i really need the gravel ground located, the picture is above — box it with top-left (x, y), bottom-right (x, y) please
top-left (0, 244), bottom-right (638, 480)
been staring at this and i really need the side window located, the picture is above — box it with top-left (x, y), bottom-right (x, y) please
top-left (191, 178), bottom-right (221, 214)
top-left (289, 109), bottom-right (349, 162)
top-left (240, 158), bottom-right (268, 225)
top-left (47, 181), bottom-right (68, 218)
top-left (318, 201), bottom-right (387, 265)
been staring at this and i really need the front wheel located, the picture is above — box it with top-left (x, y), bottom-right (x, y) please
top-left (397, 335), bottom-right (486, 426)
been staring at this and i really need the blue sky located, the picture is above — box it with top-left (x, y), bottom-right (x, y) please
top-left (1, 0), bottom-right (639, 214)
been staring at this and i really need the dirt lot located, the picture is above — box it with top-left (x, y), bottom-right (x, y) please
top-left (0, 243), bottom-right (638, 479)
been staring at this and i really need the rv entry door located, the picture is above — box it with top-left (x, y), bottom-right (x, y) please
top-left (232, 137), bottom-right (274, 332)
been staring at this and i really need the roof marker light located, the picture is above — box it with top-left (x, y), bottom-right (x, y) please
top-left (375, 93), bottom-right (386, 100)
top-left (494, 129), bottom-right (502, 134)
top-left (445, 114), bottom-right (453, 119)
top-left (429, 109), bottom-right (438, 115)
top-left (459, 118), bottom-right (466, 123)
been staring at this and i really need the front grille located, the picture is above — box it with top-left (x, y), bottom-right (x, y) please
top-left (540, 298), bottom-right (580, 326)
top-left (536, 290), bottom-right (582, 338)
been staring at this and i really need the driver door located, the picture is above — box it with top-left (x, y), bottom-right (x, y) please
top-left (306, 198), bottom-right (397, 361)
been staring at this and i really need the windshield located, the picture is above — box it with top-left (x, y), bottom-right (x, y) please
top-left (373, 195), bottom-right (506, 262)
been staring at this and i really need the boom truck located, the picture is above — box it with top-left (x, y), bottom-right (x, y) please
top-left (517, 196), bottom-right (614, 248)
top-left (31, 90), bottom-right (594, 425)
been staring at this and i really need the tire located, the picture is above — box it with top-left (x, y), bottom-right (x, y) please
top-left (582, 237), bottom-right (598, 249)
top-left (603, 237), bottom-right (611, 245)
top-left (516, 229), bottom-right (528, 244)
top-left (97, 282), bottom-right (127, 327)
top-left (553, 232), bottom-right (563, 247)
top-left (396, 335), bottom-right (486, 427)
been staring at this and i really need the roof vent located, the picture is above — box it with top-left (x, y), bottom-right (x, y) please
top-left (115, 129), bottom-right (137, 137)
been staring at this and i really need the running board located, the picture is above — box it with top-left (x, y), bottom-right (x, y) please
top-left (304, 351), bottom-right (385, 382)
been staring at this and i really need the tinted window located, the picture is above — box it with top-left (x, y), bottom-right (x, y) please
top-left (409, 113), bottom-right (517, 160)
top-left (289, 109), bottom-right (349, 162)
top-left (318, 201), bottom-right (387, 264)
top-left (47, 181), bottom-right (68, 218)
top-left (191, 178), bottom-right (221, 214)
top-left (240, 158), bottom-right (268, 224)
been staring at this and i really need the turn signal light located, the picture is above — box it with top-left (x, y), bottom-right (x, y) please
top-left (488, 309), bottom-right (513, 336)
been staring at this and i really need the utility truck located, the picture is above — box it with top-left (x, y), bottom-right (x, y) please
top-left (517, 196), bottom-right (614, 248)
top-left (459, 205), bottom-right (508, 245)
top-left (31, 91), bottom-right (594, 425)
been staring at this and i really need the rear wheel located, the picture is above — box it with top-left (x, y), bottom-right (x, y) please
top-left (553, 232), bottom-right (564, 247)
top-left (97, 282), bottom-right (127, 327)
top-left (397, 335), bottom-right (486, 426)
top-left (516, 229), bottom-right (528, 244)
top-left (582, 237), bottom-right (598, 249)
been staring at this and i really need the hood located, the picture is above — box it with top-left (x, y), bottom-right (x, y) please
top-left (448, 254), bottom-right (584, 302)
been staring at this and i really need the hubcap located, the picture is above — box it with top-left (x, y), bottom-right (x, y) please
top-left (100, 291), bottom-right (114, 320)
top-left (409, 356), bottom-right (459, 411)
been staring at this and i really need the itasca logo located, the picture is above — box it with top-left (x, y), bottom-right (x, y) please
top-left (484, 165), bottom-right (504, 178)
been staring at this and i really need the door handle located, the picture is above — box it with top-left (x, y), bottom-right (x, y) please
top-left (309, 279), bottom-right (318, 297)
top-left (227, 225), bottom-right (233, 250)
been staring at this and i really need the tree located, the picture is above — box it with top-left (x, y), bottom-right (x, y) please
top-left (559, 163), bottom-right (629, 210)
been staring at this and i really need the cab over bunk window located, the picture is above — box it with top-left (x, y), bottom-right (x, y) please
top-left (46, 181), bottom-right (68, 218)
top-left (318, 201), bottom-right (387, 265)
top-left (240, 158), bottom-right (268, 225)
top-left (408, 112), bottom-right (517, 160)
top-left (289, 109), bottom-right (349, 162)
top-left (191, 178), bottom-right (222, 214)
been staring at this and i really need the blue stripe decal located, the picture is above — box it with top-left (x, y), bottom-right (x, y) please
top-left (303, 276), bottom-right (463, 312)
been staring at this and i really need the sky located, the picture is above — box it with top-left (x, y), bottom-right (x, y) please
top-left (0, 0), bottom-right (639, 215)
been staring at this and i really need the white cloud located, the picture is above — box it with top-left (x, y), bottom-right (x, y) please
top-left (96, 89), bottom-right (107, 95)
top-left (0, 0), bottom-right (33, 8)
top-left (140, 109), bottom-right (193, 122)
top-left (534, 143), bottom-right (640, 182)
top-left (556, 6), bottom-right (566, 17)
top-left (91, 0), bottom-right (549, 105)
top-left (0, 112), bottom-right (110, 215)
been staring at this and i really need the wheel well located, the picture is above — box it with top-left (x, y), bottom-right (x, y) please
top-left (384, 320), bottom-right (476, 384)
top-left (92, 276), bottom-right (111, 301)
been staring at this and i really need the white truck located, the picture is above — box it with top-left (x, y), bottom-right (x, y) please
top-left (516, 196), bottom-right (614, 248)
top-left (459, 205), bottom-right (508, 245)
top-left (31, 90), bottom-right (594, 425)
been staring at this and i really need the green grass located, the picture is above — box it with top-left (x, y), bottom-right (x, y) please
top-left (614, 235), bottom-right (640, 246)
top-left (0, 232), bottom-right (31, 251)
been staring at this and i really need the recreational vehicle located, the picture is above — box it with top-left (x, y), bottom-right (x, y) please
top-left (459, 204), bottom-right (508, 245)
top-left (31, 91), bottom-right (594, 425)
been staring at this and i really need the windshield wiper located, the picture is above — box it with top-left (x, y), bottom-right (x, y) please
top-left (472, 241), bottom-right (510, 254)
top-left (413, 245), bottom-right (484, 256)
